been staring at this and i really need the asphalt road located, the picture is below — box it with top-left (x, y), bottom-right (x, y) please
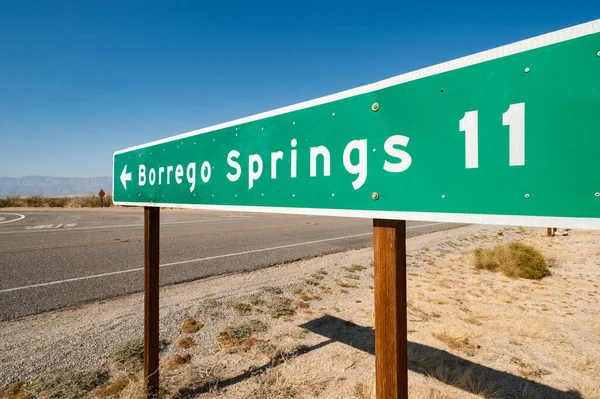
top-left (0, 209), bottom-right (462, 320)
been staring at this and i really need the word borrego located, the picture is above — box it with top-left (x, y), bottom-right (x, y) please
top-left (137, 135), bottom-right (411, 192)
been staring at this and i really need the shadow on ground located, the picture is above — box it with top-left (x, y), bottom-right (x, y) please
top-left (300, 315), bottom-right (583, 399)
top-left (174, 314), bottom-right (583, 398)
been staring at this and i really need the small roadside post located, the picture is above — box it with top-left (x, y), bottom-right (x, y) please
top-left (111, 20), bottom-right (600, 399)
top-left (98, 189), bottom-right (105, 208)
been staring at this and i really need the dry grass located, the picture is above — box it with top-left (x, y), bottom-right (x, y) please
top-left (343, 264), bottom-right (366, 272)
top-left (520, 383), bottom-right (546, 399)
top-left (110, 374), bottom-right (147, 399)
top-left (462, 316), bottom-right (483, 326)
top-left (337, 280), bottom-right (359, 288)
top-left (107, 337), bottom-right (168, 371)
top-left (256, 342), bottom-right (310, 370)
top-left (0, 196), bottom-right (23, 208)
top-left (576, 357), bottom-right (599, 372)
top-left (219, 319), bottom-right (268, 349)
top-left (164, 354), bottom-right (192, 370)
top-left (409, 386), bottom-right (451, 399)
top-left (304, 278), bottom-right (321, 286)
top-left (265, 296), bottom-right (296, 318)
top-left (182, 317), bottom-right (204, 333)
top-left (294, 300), bottom-right (309, 309)
top-left (473, 242), bottom-right (550, 279)
top-left (516, 321), bottom-right (550, 340)
top-left (230, 300), bottom-right (253, 315)
top-left (0, 195), bottom-right (114, 208)
top-left (249, 294), bottom-right (266, 306)
top-left (251, 369), bottom-right (300, 399)
top-left (0, 381), bottom-right (34, 399)
top-left (256, 341), bottom-right (278, 357)
top-left (353, 382), bottom-right (375, 399)
top-left (452, 367), bottom-right (503, 398)
top-left (576, 383), bottom-right (600, 399)
top-left (408, 345), bottom-right (501, 397)
top-left (292, 289), bottom-right (320, 302)
top-left (262, 286), bottom-right (283, 295)
top-left (228, 293), bottom-right (296, 319)
top-left (94, 377), bottom-right (130, 397)
top-left (171, 363), bottom-right (223, 397)
top-left (519, 364), bottom-right (550, 379)
top-left (176, 337), bottom-right (196, 349)
top-left (320, 286), bottom-right (333, 294)
top-left (37, 367), bottom-right (109, 399)
top-left (431, 329), bottom-right (480, 356)
top-left (511, 357), bottom-right (550, 379)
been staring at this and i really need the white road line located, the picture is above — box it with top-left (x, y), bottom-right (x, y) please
top-left (159, 222), bottom-right (446, 269)
top-left (0, 222), bottom-right (450, 294)
top-left (0, 213), bottom-right (25, 225)
top-left (0, 216), bottom-right (263, 235)
top-left (0, 232), bottom-right (373, 294)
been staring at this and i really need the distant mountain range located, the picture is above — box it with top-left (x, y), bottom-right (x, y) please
top-left (0, 176), bottom-right (112, 197)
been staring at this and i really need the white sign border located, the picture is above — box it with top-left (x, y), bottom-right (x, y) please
top-left (113, 202), bottom-right (600, 230)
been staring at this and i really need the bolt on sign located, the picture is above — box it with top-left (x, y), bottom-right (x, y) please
top-left (113, 20), bottom-right (600, 229)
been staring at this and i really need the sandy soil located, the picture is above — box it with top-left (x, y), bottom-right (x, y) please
top-left (1, 224), bottom-right (599, 398)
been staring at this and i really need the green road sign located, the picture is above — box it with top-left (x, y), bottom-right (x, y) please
top-left (113, 20), bottom-right (600, 229)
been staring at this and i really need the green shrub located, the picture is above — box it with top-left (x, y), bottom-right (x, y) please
top-left (473, 242), bottom-right (550, 280)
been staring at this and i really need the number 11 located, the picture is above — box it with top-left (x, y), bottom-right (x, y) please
top-left (459, 102), bottom-right (525, 168)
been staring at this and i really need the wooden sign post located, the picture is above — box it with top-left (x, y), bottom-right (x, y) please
top-left (144, 207), bottom-right (160, 398)
top-left (373, 219), bottom-right (408, 399)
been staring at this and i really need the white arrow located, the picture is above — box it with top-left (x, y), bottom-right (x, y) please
top-left (120, 165), bottom-right (132, 190)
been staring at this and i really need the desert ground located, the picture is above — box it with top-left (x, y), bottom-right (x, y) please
top-left (1, 224), bottom-right (599, 398)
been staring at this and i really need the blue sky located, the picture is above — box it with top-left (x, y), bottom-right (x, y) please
top-left (0, 0), bottom-right (597, 178)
